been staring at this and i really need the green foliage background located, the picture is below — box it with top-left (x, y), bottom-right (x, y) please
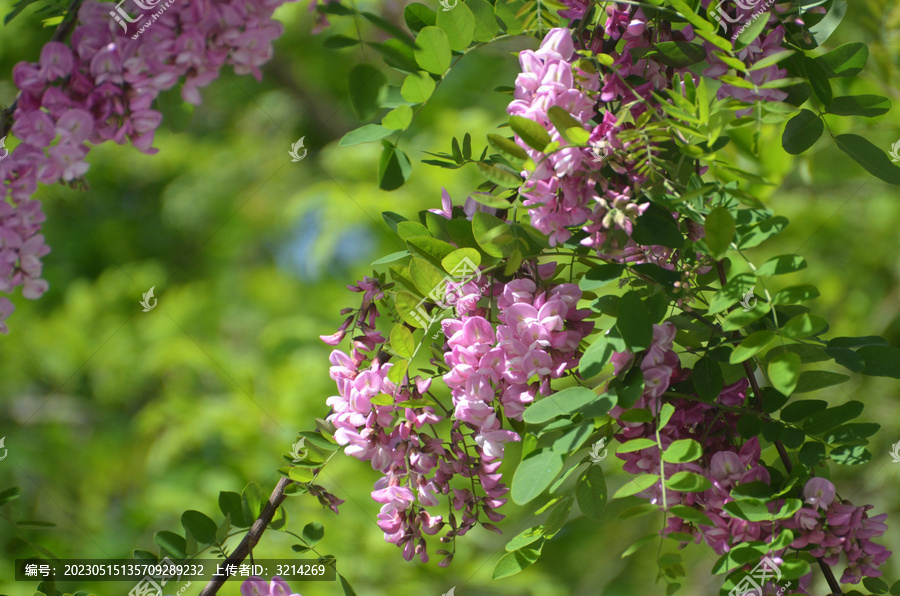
top-left (1, 1), bottom-right (899, 595)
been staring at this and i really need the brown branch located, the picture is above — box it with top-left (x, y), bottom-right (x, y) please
top-left (198, 477), bottom-right (294, 596)
top-left (0, 0), bottom-right (85, 139)
top-left (714, 262), bottom-right (843, 595)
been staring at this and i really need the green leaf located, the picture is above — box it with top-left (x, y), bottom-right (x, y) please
top-left (827, 95), bottom-right (892, 117)
top-left (505, 526), bottom-right (543, 552)
top-left (406, 235), bottom-right (456, 264)
top-left (218, 491), bottom-right (247, 528)
top-left (181, 510), bottom-right (218, 544)
top-left (413, 27), bottom-right (452, 74)
top-left (487, 133), bottom-right (528, 166)
top-left (780, 313), bottom-right (827, 339)
top-left (400, 71), bottom-right (436, 104)
top-left (835, 134), bottom-right (900, 185)
top-left (468, 0), bottom-right (499, 41)
top-left (552, 420), bottom-right (595, 454)
top-left (492, 541), bottom-right (543, 579)
top-left (369, 39), bottom-right (420, 73)
top-left (547, 106), bottom-right (588, 145)
top-left (631, 204), bottom-right (684, 249)
top-left (288, 466), bottom-right (315, 483)
top-left (339, 124), bottom-right (392, 147)
top-left (772, 284), bottom-right (819, 305)
top-left (653, 41), bottom-right (706, 67)
top-left (693, 356), bottom-right (724, 401)
top-left (381, 105), bottom-right (413, 130)
top-left (612, 474), bottom-right (660, 499)
top-left (735, 216), bottom-right (789, 249)
top-left (523, 386), bottom-right (603, 424)
top-left (707, 272), bottom-right (755, 314)
top-left (734, 14), bottom-right (769, 50)
top-left (575, 466), bottom-right (607, 520)
top-left (768, 352), bottom-right (801, 396)
top-left (668, 505), bottom-right (715, 527)
top-left (396, 291), bottom-right (428, 328)
top-left (662, 439), bottom-right (702, 464)
top-left (831, 444), bottom-right (872, 465)
top-left (339, 574), bottom-right (358, 596)
top-left (780, 399), bottom-right (828, 423)
top-left (511, 449), bottom-right (563, 505)
top-left (616, 291), bottom-right (653, 351)
top-left (617, 438), bottom-right (659, 453)
top-left (0, 486), bottom-right (22, 507)
top-left (378, 141), bottom-right (412, 191)
top-left (409, 257), bottom-right (445, 297)
top-left (436, 1), bottom-right (475, 51)
top-left (704, 206), bottom-right (735, 259)
top-left (798, 442), bottom-right (826, 468)
top-left (665, 471), bottom-right (712, 493)
top-left (803, 56), bottom-right (832, 107)
top-left (756, 254), bottom-right (807, 277)
top-left (348, 64), bottom-right (387, 121)
top-left (730, 330), bottom-right (775, 364)
top-left (404, 3), bottom-right (436, 33)
top-left (723, 498), bottom-right (770, 522)
top-left (794, 371), bottom-right (850, 393)
top-left (617, 503), bottom-right (660, 520)
top-left (580, 335), bottom-right (614, 378)
top-left (782, 109), bottom-right (823, 155)
top-left (804, 401), bottom-right (864, 435)
top-left (509, 115), bottom-right (552, 151)
top-left (579, 264), bottom-right (625, 291)
top-left (476, 161), bottom-right (522, 188)
top-left (621, 533), bottom-right (658, 558)
top-left (442, 247), bottom-right (481, 276)
top-left (858, 345), bottom-right (900, 378)
top-left (302, 521), bottom-right (324, 546)
top-left (154, 531), bottom-right (187, 560)
top-left (721, 302), bottom-right (771, 332)
top-left (815, 42), bottom-right (868, 77)
top-left (390, 325), bottom-right (415, 359)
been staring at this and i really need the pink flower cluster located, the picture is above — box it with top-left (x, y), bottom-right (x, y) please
top-left (1, 0), bottom-right (291, 332)
top-left (322, 260), bottom-right (595, 564)
top-left (608, 322), bottom-right (891, 591)
top-left (783, 478), bottom-right (891, 584)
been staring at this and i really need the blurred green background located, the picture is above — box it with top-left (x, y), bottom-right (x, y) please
top-left (1, 1), bottom-right (899, 595)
